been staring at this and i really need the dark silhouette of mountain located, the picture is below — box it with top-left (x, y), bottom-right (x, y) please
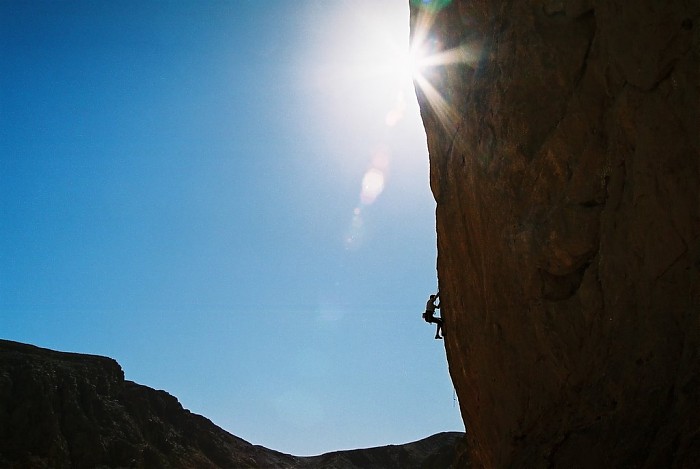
top-left (409, 0), bottom-right (699, 467)
top-left (300, 432), bottom-right (466, 468)
top-left (0, 339), bottom-right (464, 468)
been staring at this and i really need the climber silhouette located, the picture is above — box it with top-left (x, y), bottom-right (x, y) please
top-left (423, 292), bottom-right (443, 339)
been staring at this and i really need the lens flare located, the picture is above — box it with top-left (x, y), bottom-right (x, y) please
top-left (344, 207), bottom-right (366, 250)
top-left (360, 168), bottom-right (385, 205)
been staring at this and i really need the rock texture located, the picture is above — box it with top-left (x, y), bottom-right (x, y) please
top-left (0, 339), bottom-right (464, 468)
top-left (410, 0), bottom-right (699, 467)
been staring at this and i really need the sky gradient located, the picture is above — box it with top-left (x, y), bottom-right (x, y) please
top-left (0, 0), bottom-right (463, 456)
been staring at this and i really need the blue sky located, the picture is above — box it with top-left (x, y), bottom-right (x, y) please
top-left (0, 0), bottom-right (462, 456)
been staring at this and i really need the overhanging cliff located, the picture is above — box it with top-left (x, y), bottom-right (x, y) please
top-left (410, 0), bottom-right (699, 467)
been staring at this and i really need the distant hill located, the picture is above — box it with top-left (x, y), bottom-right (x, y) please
top-left (299, 431), bottom-right (466, 469)
top-left (0, 339), bottom-right (464, 468)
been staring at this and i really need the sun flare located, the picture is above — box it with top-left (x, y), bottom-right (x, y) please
top-left (407, 6), bottom-right (482, 134)
top-left (310, 1), bottom-right (478, 251)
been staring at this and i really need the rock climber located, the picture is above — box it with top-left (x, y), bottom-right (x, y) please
top-left (423, 292), bottom-right (443, 339)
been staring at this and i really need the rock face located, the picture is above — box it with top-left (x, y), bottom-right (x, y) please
top-left (410, 0), bottom-right (699, 467)
top-left (0, 339), bottom-right (464, 468)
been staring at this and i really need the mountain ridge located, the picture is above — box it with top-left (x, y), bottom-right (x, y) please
top-left (0, 339), bottom-right (464, 468)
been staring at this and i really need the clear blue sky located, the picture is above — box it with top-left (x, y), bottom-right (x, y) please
top-left (0, 0), bottom-right (462, 456)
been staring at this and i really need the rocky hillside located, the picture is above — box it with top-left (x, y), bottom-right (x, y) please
top-left (409, 0), bottom-right (699, 467)
top-left (0, 339), bottom-right (464, 468)
top-left (301, 432), bottom-right (465, 469)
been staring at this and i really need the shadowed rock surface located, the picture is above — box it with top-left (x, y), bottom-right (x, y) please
top-left (410, 0), bottom-right (699, 467)
top-left (0, 339), bottom-right (464, 468)
top-left (300, 432), bottom-right (466, 469)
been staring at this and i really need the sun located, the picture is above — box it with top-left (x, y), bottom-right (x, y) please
top-left (395, 43), bottom-right (430, 87)
top-left (303, 1), bottom-right (479, 249)
top-left (407, 5), bottom-right (482, 134)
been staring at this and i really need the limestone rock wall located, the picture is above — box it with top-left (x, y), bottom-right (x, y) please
top-left (410, 1), bottom-right (699, 467)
